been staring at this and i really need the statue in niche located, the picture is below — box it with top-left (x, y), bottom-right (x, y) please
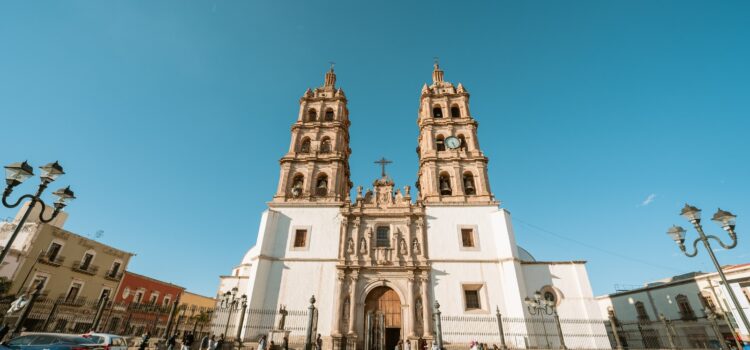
top-left (415, 297), bottom-right (423, 325)
top-left (412, 238), bottom-right (421, 255)
top-left (346, 238), bottom-right (354, 255)
top-left (399, 239), bottom-right (408, 255)
top-left (342, 297), bottom-right (350, 324)
top-left (359, 237), bottom-right (368, 254)
top-left (277, 305), bottom-right (288, 330)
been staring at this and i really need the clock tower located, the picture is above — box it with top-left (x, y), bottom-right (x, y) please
top-left (415, 63), bottom-right (495, 204)
top-left (272, 66), bottom-right (353, 204)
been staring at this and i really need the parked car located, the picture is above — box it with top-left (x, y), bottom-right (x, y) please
top-left (2, 333), bottom-right (104, 350)
top-left (79, 333), bottom-right (127, 350)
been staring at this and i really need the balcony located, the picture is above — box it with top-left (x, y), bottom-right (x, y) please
top-left (38, 251), bottom-right (66, 266)
top-left (104, 270), bottom-right (124, 281)
top-left (72, 260), bottom-right (99, 275)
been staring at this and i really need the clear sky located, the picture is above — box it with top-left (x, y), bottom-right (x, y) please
top-left (1, 1), bottom-right (749, 298)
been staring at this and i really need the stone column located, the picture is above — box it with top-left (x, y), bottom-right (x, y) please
top-left (348, 271), bottom-right (359, 334)
top-left (407, 276), bottom-right (416, 337)
top-left (420, 273), bottom-right (432, 337)
top-left (332, 271), bottom-right (345, 335)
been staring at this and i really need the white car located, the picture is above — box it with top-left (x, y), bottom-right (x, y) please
top-left (80, 333), bottom-right (128, 350)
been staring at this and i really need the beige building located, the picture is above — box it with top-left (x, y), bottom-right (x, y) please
top-left (0, 202), bottom-right (133, 308)
top-left (175, 291), bottom-right (216, 337)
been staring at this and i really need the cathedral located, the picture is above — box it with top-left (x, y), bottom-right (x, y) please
top-left (216, 64), bottom-right (608, 350)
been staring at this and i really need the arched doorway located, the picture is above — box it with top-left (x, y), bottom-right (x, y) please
top-left (364, 287), bottom-right (401, 350)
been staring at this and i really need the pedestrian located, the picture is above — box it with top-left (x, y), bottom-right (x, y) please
top-left (315, 334), bottom-right (322, 350)
top-left (138, 332), bottom-right (151, 350)
top-left (258, 335), bottom-right (267, 350)
top-left (431, 341), bottom-right (439, 350)
top-left (200, 334), bottom-right (210, 350)
top-left (167, 333), bottom-right (177, 350)
top-left (282, 336), bottom-right (289, 350)
top-left (395, 340), bottom-right (402, 350)
top-left (405, 340), bottom-right (411, 350)
top-left (0, 324), bottom-right (9, 343)
top-left (270, 341), bottom-right (276, 350)
top-left (216, 334), bottom-right (225, 350)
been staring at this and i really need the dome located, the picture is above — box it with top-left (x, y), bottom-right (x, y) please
top-left (517, 246), bottom-right (536, 262)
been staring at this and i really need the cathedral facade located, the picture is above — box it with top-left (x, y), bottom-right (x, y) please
top-left (216, 65), bottom-right (608, 350)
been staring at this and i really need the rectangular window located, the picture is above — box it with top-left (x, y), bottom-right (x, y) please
top-left (163, 297), bottom-right (171, 307)
top-left (99, 289), bottom-right (111, 302)
top-left (81, 253), bottom-right (94, 269)
top-left (376, 227), bottom-right (390, 247)
top-left (31, 274), bottom-right (48, 291)
top-left (66, 282), bottom-right (82, 302)
top-left (294, 229), bottom-right (308, 248)
top-left (47, 243), bottom-right (62, 261)
top-left (464, 289), bottom-right (480, 310)
top-left (134, 291), bottom-right (144, 304)
top-left (461, 229), bottom-right (475, 247)
top-left (149, 294), bottom-right (158, 304)
top-left (110, 262), bottom-right (121, 276)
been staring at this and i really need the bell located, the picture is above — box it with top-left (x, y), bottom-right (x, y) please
top-left (440, 180), bottom-right (451, 195)
top-left (464, 180), bottom-right (474, 191)
top-left (317, 181), bottom-right (327, 190)
top-left (292, 187), bottom-right (302, 198)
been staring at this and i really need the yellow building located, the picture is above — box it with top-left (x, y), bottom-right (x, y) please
top-left (174, 291), bottom-right (216, 337)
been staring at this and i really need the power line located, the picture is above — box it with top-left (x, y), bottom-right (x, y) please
top-left (514, 217), bottom-right (683, 273)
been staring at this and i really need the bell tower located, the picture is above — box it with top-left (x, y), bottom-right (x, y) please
top-left (272, 66), bottom-right (353, 204)
top-left (415, 63), bottom-right (495, 204)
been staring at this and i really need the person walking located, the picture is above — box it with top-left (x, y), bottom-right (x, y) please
top-left (167, 333), bottom-right (177, 350)
top-left (208, 335), bottom-right (217, 350)
top-left (282, 336), bottom-right (289, 350)
top-left (138, 332), bottom-right (151, 350)
top-left (185, 332), bottom-right (196, 350)
top-left (405, 340), bottom-right (411, 350)
top-left (200, 334), bottom-right (210, 350)
top-left (315, 334), bottom-right (322, 350)
top-left (216, 334), bottom-right (225, 350)
top-left (258, 335), bottom-right (267, 350)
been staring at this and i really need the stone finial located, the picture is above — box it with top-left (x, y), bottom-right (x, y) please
top-left (432, 62), bottom-right (444, 84)
top-left (421, 83), bottom-right (430, 95)
top-left (304, 88), bottom-right (313, 97)
top-left (324, 65), bottom-right (336, 88)
top-left (456, 83), bottom-right (466, 93)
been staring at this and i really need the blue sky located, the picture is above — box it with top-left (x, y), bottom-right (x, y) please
top-left (1, 1), bottom-right (749, 298)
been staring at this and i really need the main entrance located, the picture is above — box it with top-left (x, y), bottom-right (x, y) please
top-left (364, 287), bottom-right (402, 350)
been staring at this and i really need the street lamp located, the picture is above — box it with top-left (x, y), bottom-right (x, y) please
top-left (525, 291), bottom-right (567, 350)
top-left (1, 161), bottom-right (76, 265)
top-left (222, 287), bottom-right (246, 341)
top-left (667, 203), bottom-right (750, 338)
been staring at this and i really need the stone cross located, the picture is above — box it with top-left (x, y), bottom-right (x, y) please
top-left (374, 157), bottom-right (392, 178)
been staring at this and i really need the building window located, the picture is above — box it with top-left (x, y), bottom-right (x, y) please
top-left (451, 106), bottom-right (461, 118)
top-left (635, 301), bottom-right (649, 321)
top-left (324, 108), bottom-right (334, 121)
top-left (699, 293), bottom-right (716, 313)
top-left (47, 242), bottom-right (62, 262)
top-left (134, 290), bottom-right (144, 304)
top-left (293, 229), bottom-right (308, 248)
top-left (461, 229), bottom-right (475, 248)
top-left (315, 174), bottom-right (328, 196)
top-left (320, 138), bottom-right (332, 153)
top-left (376, 227), bottom-right (390, 247)
top-left (99, 288), bottom-right (111, 303)
top-left (109, 261), bottom-right (122, 278)
top-left (149, 293), bottom-right (158, 305)
top-left (80, 252), bottom-right (94, 270)
top-left (439, 173), bottom-right (452, 195)
top-left (462, 285), bottom-right (483, 310)
top-left (300, 138), bottom-right (311, 153)
top-left (30, 274), bottom-right (49, 292)
top-left (676, 294), bottom-right (696, 320)
top-left (463, 173), bottom-right (476, 195)
top-left (66, 282), bottom-right (82, 303)
top-left (308, 109), bottom-right (317, 122)
top-left (432, 106), bottom-right (443, 118)
top-left (436, 136), bottom-right (445, 152)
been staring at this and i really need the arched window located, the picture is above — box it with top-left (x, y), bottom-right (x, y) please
top-left (634, 301), bottom-right (649, 321)
top-left (439, 173), bottom-right (452, 195)
top-left (676, 294), bottom-right (696, 320)
top-left (291, 174), bottom-right (304, 198)
top-left (320, 137), bottom-right (332, 153)
top-left (458, 135), bottom-right (467, 150)
top-left (432, 106), bottom-right (443, 118)
top-left (436, 135), bottom-right (445, 152)
top-left (308, 109), bottom-right (317, 122)
top-left (463, 172), bottom-right (476, 195)
top-left (300, 138), bottom-right (311, 153)
top-left (451, 105), bottom-right (461, 118)
top-left (324, 108), bottom-right (334, 121)
top-left (315, 174), bottom-right (328, 196)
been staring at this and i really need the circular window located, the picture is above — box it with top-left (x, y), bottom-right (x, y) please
top-left (540, 286), bottom-right (562, 306)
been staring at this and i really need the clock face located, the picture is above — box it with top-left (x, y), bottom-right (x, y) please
top-left (445, 136), bottom-right (461, 149)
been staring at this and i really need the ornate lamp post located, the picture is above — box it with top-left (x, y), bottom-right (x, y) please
top-left (666, 204), bottom-right (750, 337)
top-left (1, 161), bottom-right (75, 265)
top-left (221, 287), bottom-right (246, 340)
top-left (525, 291), bottom-right (566, 350)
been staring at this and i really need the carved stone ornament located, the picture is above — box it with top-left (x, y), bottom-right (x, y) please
top-left (412, 238), bottom-right (420, 255)
top-left (399, 239), bottom-right (408, 255)
top-left (359, 237), bottom-right (368, 254)
top-left (346, 238), bottom-right (355, 255)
